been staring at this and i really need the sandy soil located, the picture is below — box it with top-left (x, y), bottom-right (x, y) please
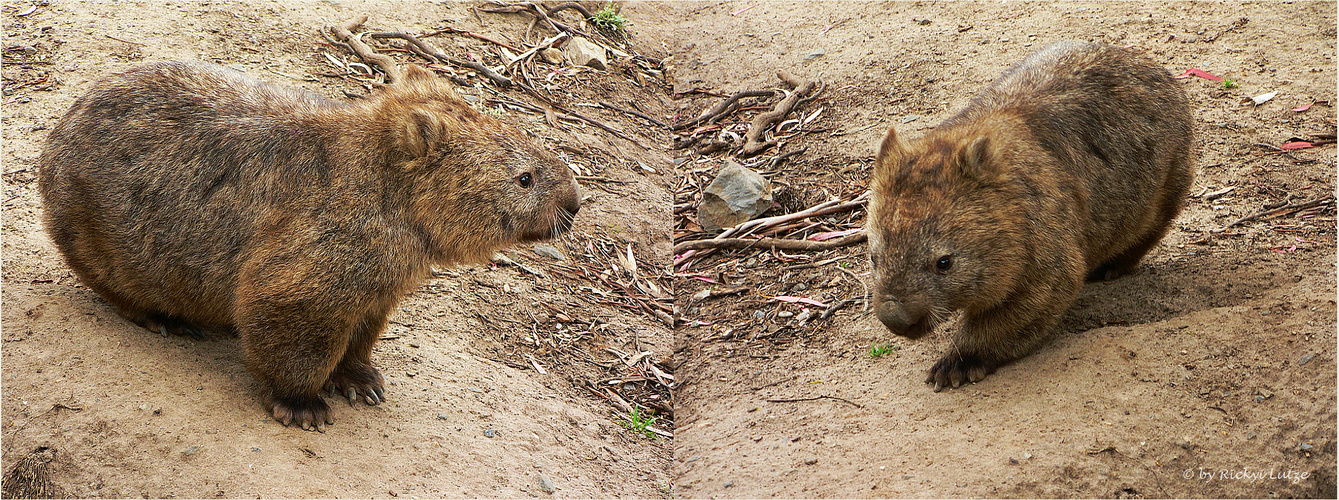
top-left (4, 1), bottom-right (675, 498)
top-left (669, 1), bottom-right (1336, 498)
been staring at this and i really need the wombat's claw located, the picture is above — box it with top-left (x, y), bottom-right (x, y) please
top-left (926, 355), bottom-right (994, 392)
top-left (181, 326), bottom-right (206, 340)
top-left (270, 397), bottom-right (333, 432)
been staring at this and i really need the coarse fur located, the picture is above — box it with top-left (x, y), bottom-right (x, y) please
top-left (38, 62), bottom-right (580, 430)
top-left (866, 42), bottom-right (1194, 391)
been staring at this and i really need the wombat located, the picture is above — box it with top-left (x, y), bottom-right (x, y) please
top-left (38, 61), bottom-right (581, 429)
top-left (867, 42), bottom-right (1193, 391)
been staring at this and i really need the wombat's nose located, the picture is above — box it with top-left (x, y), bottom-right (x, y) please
top-left (876, 300), bottom-right (926, 339)
top-left (563, 194), bottom-right (580, 217)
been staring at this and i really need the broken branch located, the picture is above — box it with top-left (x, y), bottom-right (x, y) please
top-left (671, 89), bottom-right (774, 131)
top-left (1212, 196), bottom-right (1335, 233)
top-left (326, 15), bottom-right (402, 84)
top-left (672, 232), bottom-right (867, 255)
top-left (740, 70), bottom-right (818, 156)
top-left (369, 31), bottom-right (512, 87)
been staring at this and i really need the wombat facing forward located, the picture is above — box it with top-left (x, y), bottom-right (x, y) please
top-left (39, 62), bottom-right (581, 429)
top-left (867, 42), bottom-right (1193, 391)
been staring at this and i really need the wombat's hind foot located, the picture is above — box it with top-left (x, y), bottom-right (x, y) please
top-left (324, 363), bottom-right (385, 407)
top-left (127, 312), bottom-right (207, 340)
top-left (926, 353), bottom-right (998, 392)
top-left (268, 393), bottom-right (333, 432)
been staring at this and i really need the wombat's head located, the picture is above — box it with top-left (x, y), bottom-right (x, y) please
top-left (866, 125), bottom-right (1026, 339)
top-left (373, 65), bottom-right (581, 263)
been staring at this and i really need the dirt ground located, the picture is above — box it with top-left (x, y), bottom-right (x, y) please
top-left (668, 1), bottom-right (1337, 499)
top-left (2, 0), bottom-right (1336, 499)
top-left (3, 1), bottom-right (675, 498)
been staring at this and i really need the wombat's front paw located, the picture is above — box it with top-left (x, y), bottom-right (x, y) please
top-left (325, 364), bottom-right (385, 407)
top-left (926, 354), bottom-right (997, 392)
top-left (269, 394), bottom-right (333, 432)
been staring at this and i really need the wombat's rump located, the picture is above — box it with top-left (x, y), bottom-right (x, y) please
top-left (867, 42), bottom-right (1193, 390)
top-left (39, 62), bottom-right (580, 429)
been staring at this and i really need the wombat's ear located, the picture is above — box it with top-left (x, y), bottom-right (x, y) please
top-left (957, 135), bottom-right (995, 177)
top-left (399, 109), bottom-right (446, 157)
top-left (876, 126), bottom-right (906, 165)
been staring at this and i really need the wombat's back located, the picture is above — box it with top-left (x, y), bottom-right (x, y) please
top-left (38, 62), bottom-right (341, 325)
top-left (944, 41), bottom-right (1194, 269)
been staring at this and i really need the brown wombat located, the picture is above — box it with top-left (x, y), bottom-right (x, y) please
top-left (867, 42), bottom-right (1193, 391)
top-left (38, 61), bottom-right (581, 430)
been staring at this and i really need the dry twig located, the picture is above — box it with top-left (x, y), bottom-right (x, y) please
top-left (740, 70), bottom-right (818, 156)
top-left (326, 16), bottom-right (402, 83)
top-left (1211, 196), bottom-right (1334, 233)
top-left (672, 232), bottom-right (866, 255)
top-left (369, 31), bottom-right (513, 87)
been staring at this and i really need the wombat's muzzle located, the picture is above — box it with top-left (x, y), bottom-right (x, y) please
top-left (554, 193), bottom-right (580, 235)
top-left (875, 299), bottom-right (931, 339)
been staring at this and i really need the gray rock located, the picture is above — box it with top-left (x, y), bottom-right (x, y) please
top-left (697, 160), bottom-right (773, 231)
top-left (538, 475), bottom-right (556, 494)
top-left (566, 37), bottom-right (607, 70)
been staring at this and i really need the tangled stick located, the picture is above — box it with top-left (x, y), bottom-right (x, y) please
top-left (326, 16), bottom-right (402, 84)
top-left (671, 89), bottom-right (775, 131)
top-left (672, 232), bottom-right (867, 255)
top-left (369, 32), bottom-right (513, 87)
top-left (419, 26), bottom-right (521, 52)
top-left (740, 70), bottom-right (818, 156)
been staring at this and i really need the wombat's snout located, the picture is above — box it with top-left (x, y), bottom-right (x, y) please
top-left (876, 299), bottom-right (930, 339)
top-left (554, 187), bottom-right (581, 235)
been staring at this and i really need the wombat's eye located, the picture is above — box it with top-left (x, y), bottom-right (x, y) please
top-left (934, 255), bottom-right (953, 272)
top-left (516, 172), bottom-right (533, 188)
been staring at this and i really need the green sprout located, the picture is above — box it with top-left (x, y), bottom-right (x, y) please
top-left (622, 407), bottom-right (659, 438)
top-left (870, 344), bottom-right (895, 358)
top-left (1223, 78), bottom-right (1238, 89)
top-left (590, 1), bottom-right (629, 33)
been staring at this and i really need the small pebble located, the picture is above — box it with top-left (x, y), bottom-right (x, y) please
top-left (804, 458), bottom-right (818, 465)
top-left (1301, 443), bottom-right (1314, 451)
top-left (183, 445), bottom-right (200, 455)
top-left (753, 310), bottom-right (766, 320)
top-left (777, 311), bottom-right (794, 319)
top-left (438, 414), bottom-right (449, 420)
top-left (538, 475), bottom-right (555, 494)
top-left (484, 429), bottom-right (496, 438)
top-left (251, 447), bottom-right (261, 452)
top-left (723, 481), bottom-right (734, 488)
top-left (1299, 353), bottom-right (1315, 365)
top-left (804, 48), bottom-right (825, 60)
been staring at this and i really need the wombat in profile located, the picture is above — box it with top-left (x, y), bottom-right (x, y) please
top-left (867, 42), bottom-right (1193, 391)
top-left (39, 61), bottom-right (581, 429)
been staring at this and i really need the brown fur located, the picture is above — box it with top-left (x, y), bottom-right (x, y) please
top-left (38, 62), bottom-right (580, 430)
top-left (866, 42), bottom-right (1194, 391)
